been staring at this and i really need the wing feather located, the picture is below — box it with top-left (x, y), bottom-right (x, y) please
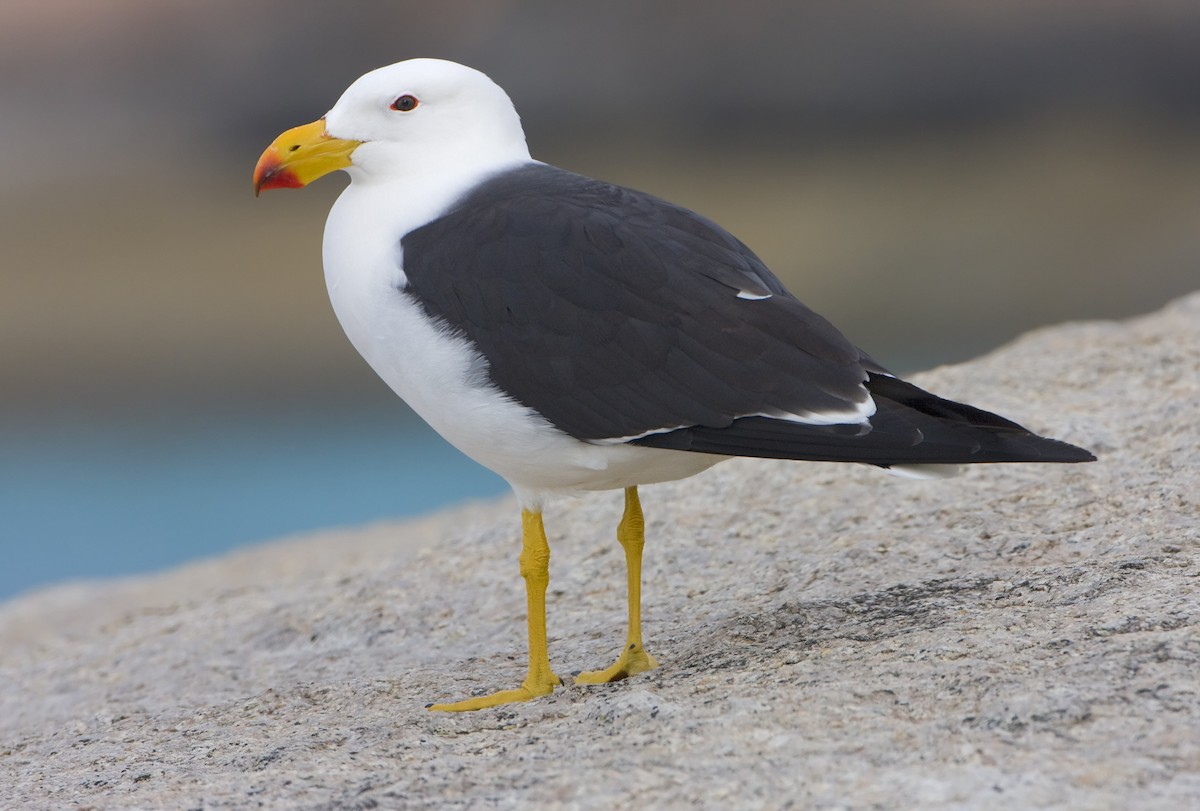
top-left (401, 164), bottom-right (871, 441)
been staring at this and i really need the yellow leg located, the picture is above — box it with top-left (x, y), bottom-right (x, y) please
top-left (428, 509), bottom-right (562, 711)
top-left (575, 486), bottom-right (660, 684)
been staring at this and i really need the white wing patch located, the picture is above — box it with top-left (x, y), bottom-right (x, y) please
top-left (595, 389), bottom-right (878, 444)
top-left (736, 290), bottom-right (772, 300)
top-left (882, 464), bottom-right (965, 480)
top-left (758, 388), bottom-right (877, 425)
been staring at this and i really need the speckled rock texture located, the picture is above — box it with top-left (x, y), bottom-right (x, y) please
top-left (2, 294), bottom-right (1198, 810)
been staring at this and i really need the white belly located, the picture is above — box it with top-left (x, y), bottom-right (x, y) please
top-left (321, 183), bottom-right (721, 508)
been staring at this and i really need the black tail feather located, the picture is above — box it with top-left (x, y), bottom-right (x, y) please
top-left (631, 373), bottom-right (1096, 465)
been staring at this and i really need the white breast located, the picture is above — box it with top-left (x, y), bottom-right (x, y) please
top-left (320, 179), bottom-right (722, 508)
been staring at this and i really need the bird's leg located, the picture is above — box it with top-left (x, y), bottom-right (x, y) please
top-left (575, 486), bottom-right (660, 684)
top-left (428, 509), bottom-right (561, 711)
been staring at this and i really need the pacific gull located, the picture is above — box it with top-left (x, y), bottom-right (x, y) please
top-left (253, 58), bottom-right (1094, 711)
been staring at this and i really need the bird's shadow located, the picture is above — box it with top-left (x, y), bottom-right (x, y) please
top-left (658, 563), bottom-right (1124, 679)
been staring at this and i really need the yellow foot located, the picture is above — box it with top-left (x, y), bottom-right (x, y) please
top-left (574, 643), bottom-right (660, 685)
top-left (427, 674), bottom-right (561, 712)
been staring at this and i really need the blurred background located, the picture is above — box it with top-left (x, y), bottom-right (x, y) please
top-left (2, 1), bottom-right (1198, 601)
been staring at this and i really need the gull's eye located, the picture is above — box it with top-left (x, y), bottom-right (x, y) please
top-left (390, 94), bottom-right (419, 112)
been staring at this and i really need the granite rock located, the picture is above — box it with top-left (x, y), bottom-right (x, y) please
top-left (2, 294), bottom-right (1198, 810)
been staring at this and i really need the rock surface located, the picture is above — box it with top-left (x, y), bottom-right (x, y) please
top-left (2, 294), bottom-right (1198, 810)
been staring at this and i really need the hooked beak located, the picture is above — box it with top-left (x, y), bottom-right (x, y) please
top-left (253, 118), bottom-right (362, 196)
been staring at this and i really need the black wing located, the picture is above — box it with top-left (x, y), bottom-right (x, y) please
top-left (401, 163), bottom-right (872, 442)
top-left (401, 163), bottom-right (1095, 465)
top-left (634, 373), bottom-right (1096, 464)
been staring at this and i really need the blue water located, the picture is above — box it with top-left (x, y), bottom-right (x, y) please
top-left (0, 403), bottom-right (508, 602)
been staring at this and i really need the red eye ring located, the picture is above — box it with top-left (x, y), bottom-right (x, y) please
top-left (390, 94), bottom-right (419, 112)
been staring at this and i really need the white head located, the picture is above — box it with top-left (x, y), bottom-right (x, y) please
top-left (254, 58), bottom-right (531, 194)
top-left (328, 58), bottom-right (530, 180)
